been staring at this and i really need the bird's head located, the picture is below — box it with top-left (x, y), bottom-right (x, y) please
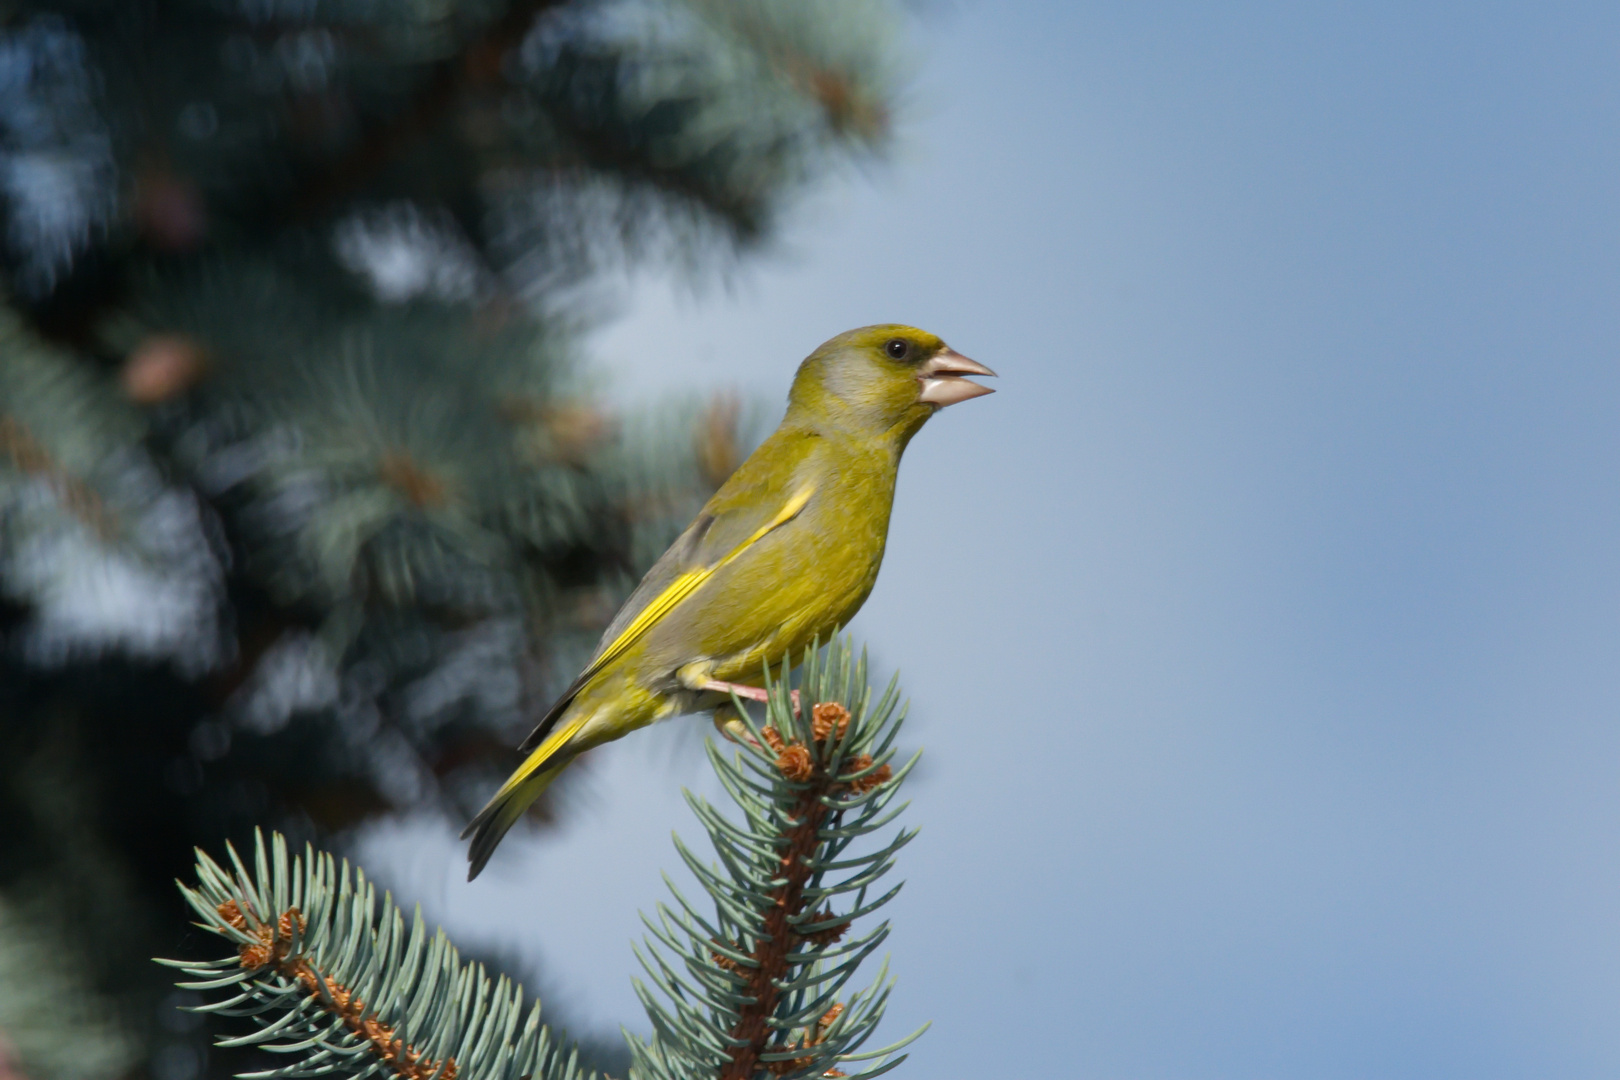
top-left (788, 324), bottom-right (995, 444)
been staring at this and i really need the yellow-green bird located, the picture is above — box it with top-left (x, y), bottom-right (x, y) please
top-left (462, 324), bottom-right (994, 878)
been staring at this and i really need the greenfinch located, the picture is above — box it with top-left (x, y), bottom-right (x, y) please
top-left (463, 324), bottom-right (994, 878)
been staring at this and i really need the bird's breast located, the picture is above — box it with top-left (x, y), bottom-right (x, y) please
top-left (694, 458), bottom-right (897, 680)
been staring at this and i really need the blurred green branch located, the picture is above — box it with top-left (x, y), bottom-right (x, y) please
top-left (0, 3), bottom-right (909, 1078)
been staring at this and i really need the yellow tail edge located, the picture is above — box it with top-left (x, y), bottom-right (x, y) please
top-left (462, 714), bottom-right (587, 879)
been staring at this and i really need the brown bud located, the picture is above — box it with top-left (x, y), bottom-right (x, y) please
top-left (815, 1003), bottom-right (846, 1040)
top-left (217, 899), bottom-right (247, 930)
top-left (543, 404), bottom-right (613, 464)
top-left (123, 334), bottom-right (209, 403)
top-left (798, 909), bottom-right (850, 947)
top-left (841, 754), bottom-right (892, 795)
top-left (238, 939), bottom-right (272, 970)
top-left (378, 451), bottom-right (449, 508)
top-left (811, 702), bottom-right (850, 743)
top-left (776, 744), bottom-right (813, 782)
top-left (805, 66), bottom-right (887, 140)
top-left (710, 948), bottom-right (747, 974)
top-left (278, 908), bottom-right (307, 943)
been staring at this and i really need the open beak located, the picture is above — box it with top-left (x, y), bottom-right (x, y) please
top-left (917, 348), bottom-right (997, 407)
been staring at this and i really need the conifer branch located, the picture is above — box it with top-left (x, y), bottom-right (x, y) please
top-left (0, 414), bottom-right (113, 539)
top-left (212, 900), bottom-right (457, 1080)
top-left (716, 706), bottom-right (888, 1080)
top-left (289, 0), bottom-right (566, 221)
top-left (159, 834), bottom-right (596, 1080)
top-left (628, 640), bottom-right (926, 1080)
top-left (0, 298), bottom-right (140, 542)
top-left (157, 641), bottom-right (924, 1080)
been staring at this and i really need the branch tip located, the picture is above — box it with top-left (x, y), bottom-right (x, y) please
top-left (218, 900), bottom-right (457, 1080)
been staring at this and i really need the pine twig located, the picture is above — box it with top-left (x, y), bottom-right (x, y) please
top-left (0, 414), bottom-right (115, 539)
top-left (158, 641), bottom-right (923, 1080)
top-left (158, 833), bottom-right (595, 1080)
top-left (720, 707), bottom-right (887, 1080)
top-left (215, 900), bottom-right (457, 1080)
top-left (630, 639), bottom-right (926, 1080)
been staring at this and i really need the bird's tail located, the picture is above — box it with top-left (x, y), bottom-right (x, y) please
top-left (462, 713), bottom-right (588, 879)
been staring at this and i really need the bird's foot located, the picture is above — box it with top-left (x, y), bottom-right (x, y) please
top-left (712, 703), bottom-right (761, 748)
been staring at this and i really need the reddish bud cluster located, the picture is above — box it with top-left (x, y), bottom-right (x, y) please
top-left (220, 900), bottom-right (305, 970)
top-left (839, 753), bottom-right (892, 795)
top-left (122, 334), bottom-right (208, 403)
top-left (217, 900), bottom-right (456, 1080)
top-left (720, 700), bottom-right (896, 1080)
top-left (696, 393), bottom-right (742, 488)
top-left (816, 1004), bottom-right (846, 1039)
top-left (765, 703), bottom-right (886, 792)
top-left (797, 907), bottom-right (850, 947)
top-left (762, 1003), bottom-right (851, 1076)
top-left (217, 899), bottom-right (245, 929)
top-left (377, 451), bottom-right (450, 508)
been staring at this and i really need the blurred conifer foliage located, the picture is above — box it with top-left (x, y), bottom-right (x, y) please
top-left (0, 3), bottom-right (901, 1078)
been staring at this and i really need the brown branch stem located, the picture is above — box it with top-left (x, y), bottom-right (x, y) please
top-left (0, 414), bottom-right (114, 539)
top-left (218, 901), bottom-right (458, 1080)
top-left (719, 772), bottom-right (830, 1080)
top-left (717, 704), bottom-right (887, 1080)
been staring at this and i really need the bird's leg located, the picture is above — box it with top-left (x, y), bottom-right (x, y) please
top-left (701, 680), bottom-right (801, 716)
top-left (701, 679), bottom-right (768, 702)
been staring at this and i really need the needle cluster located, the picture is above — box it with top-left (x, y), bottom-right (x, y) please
top-left (156, 640), bottom-right (922, 1080)
top-left (160, 833), bottom-right (593, 1080)
top-left (627, 640), bottom-right (923, 1080)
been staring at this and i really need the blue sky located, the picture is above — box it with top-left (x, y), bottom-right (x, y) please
top-left (363, 3), bottom-right (1620, 1076)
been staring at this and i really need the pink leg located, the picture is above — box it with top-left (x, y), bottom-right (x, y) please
top-left (701, 681), bottom-right (801, 715)
top-left (701, 679), bottom-right (768, 702)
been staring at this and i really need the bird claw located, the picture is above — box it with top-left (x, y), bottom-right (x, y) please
top-left (713, 708), bottom-right (761, 749)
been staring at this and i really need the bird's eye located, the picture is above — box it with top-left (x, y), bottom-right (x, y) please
top-left (884, 338), bottom-right (909, 360)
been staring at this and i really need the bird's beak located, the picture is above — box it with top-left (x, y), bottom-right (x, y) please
top-left (917, 348), bottom-right (997, 407)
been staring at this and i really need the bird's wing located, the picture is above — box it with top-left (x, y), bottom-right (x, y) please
top-left (516, 477), bottom-right (816, 752)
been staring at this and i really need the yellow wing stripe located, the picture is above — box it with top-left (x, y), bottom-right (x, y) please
top-left (495, 713), bottom-right (591, 798)
top-left (573, 483), bottom-right (815, 698)
top-left (504, 484), bottom-right (815, 782)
